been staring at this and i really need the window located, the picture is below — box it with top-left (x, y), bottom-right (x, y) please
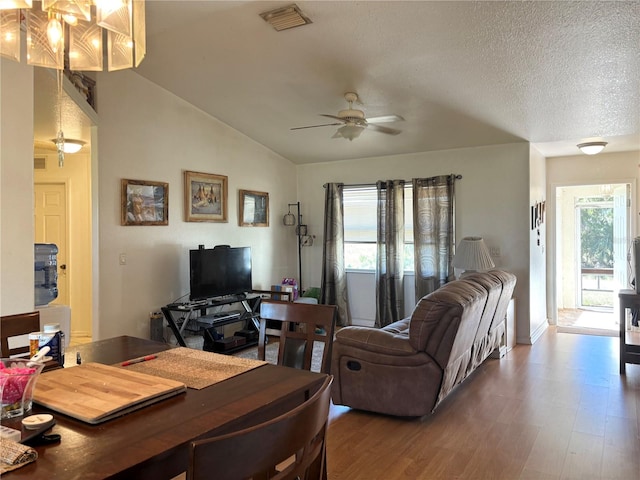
top-left (343, 186), bottom-right (414, 271)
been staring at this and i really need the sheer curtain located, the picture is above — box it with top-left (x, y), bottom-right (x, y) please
top-left (413, 175), bottom-right (456, 300)
top-left (321, 183), bottom-right (351, 326)
top-left (375, 180), bottom-right (405, 328)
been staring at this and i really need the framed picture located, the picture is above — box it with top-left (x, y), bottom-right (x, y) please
top-left (239, 189), bottom-right (269, 227)
top-left (121, 179), bottom-right (169, 226)
top-left (184, 171), bottom-right (228, 222)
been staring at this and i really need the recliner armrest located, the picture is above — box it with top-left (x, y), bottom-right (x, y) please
top-left (335, 326), bottom-right (417, 356)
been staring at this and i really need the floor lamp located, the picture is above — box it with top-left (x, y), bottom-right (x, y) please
top-left (283, 202), bottom-right (306, 292)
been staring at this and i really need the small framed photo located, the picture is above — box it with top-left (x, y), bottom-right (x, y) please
top-left (121, 179), bottom-right (169, 226)
top-left (184, 170), bottom-right (228, 222)
top-left (239, 189), bottom-right (269, 227)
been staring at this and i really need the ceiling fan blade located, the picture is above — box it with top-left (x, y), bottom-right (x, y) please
top-left (368, 124), bottom-right (402, 135)
top-left (367, 114), bottom-right (405, 124)
top-left (291, 122), bottom-right (343, 131)
top-left (319, 114), bottom-right (348, 122)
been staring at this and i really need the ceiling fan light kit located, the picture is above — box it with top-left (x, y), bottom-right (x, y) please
top-left (577, 141), bottom-right (608, 155)
top-left (291, 91), bottom-right (403, 140)
top-left (336, 124), bottom-right (365, 141)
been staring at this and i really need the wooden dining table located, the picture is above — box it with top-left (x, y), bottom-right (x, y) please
top-left (3, 336), bottom-right (328, 479)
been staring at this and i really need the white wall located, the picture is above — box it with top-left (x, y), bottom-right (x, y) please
top-left (529, 146), bottom-right (548, 342)
top-left (95, 70), bottom-right (298, 339)
top-left (1, 58), bottom-right (35, 315)
top-left (297, 142), bottom-right (536, 343)
top-left (546, 150), bottom-right (640, 321)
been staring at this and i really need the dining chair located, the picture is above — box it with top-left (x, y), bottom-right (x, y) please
top-left (187, 375), bottom-right (333, 480)
top-left (1, 311), bottom-right (40, 358)
top-left (258, 300), bottom-right (338, 375)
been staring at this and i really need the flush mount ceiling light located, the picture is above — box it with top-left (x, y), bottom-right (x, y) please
top-left (50, 138), bottom-right (85, 154)
top-left (577, 141), bottom-right (608, 155)
top-left (260, 3), bottom-right (311, 32)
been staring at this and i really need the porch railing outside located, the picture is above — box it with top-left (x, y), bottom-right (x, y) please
top-left (581, 267), bottom-right (614, 308)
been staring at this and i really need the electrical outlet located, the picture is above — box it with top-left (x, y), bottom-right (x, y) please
top-left (119, 253), bottom-right (127, 265)
top-left (489, 246), bottom-right (501, 257)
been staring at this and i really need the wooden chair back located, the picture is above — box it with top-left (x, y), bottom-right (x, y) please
top-left (258, 300), bottom-right (337, 375)
top-left (187, 375), bottom-right (333, 480)
top-left (1, 311), bottom-right (40, 358)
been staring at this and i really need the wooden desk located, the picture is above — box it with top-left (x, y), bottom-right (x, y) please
top-left (5, 336), bottom-right (327, 479)
top-left (618, 290), bottom-right (640, 374)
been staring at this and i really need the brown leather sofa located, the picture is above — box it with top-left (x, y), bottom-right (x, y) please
top-left (330, 270), bottom-right (517, 417)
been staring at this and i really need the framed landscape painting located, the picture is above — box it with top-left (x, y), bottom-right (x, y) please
top-left (121, 179), bottom-right (169, 226)
top-left (184, 170), bottom-right (228, 222)
top-left (239, 189), bottom-right (269, 227)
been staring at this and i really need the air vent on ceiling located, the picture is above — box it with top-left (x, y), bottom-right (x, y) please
top-left (34, 157), bottom-right (46, 169)
top-left (260, 4), bottom-right (312, 32)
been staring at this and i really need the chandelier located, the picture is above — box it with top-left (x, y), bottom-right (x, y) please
top-left (0, 0), bottom-right (145, 71)
top-left (1, 0), bottom-right (145, 166)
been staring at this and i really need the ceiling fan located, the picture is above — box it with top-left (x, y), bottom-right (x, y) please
top-left (291, 92), bottom-right (404, 141)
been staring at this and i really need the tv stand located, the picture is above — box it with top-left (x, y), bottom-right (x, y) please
top-left (161, 294), bottom-right (260, 353)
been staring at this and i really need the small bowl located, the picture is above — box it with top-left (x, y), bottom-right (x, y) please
top-left (22, 413), bottom-right (54, 430)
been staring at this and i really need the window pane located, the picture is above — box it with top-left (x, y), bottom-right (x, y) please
top-left (345, 243), bottom-right (377, 270)
top-left (404, 185), bottom-right (413, 243)
top-left (404, 244), bottom-right (414, 272)
top-left (344, 187), bottom-right (377, 242)
top-left (343, 185), bottom-right (415, 272)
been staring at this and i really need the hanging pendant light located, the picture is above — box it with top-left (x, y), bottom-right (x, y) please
top-left (1, 0), bottom-right (146, 71)
top-left (1, 0), bottom-right (147, 167)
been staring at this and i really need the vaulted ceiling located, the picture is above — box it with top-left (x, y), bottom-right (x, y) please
top-left (34, 1), bottom-right (640, 164)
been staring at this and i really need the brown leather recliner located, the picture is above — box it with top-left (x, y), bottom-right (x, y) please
top-left (330, 270), bottom-right (517, 417)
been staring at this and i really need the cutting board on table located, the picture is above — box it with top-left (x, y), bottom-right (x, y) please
top-left (33, 362), bottom-right (186, 424)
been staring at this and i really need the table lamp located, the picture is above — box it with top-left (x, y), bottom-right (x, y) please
top-left (452, 236), bottom-right (495, 278)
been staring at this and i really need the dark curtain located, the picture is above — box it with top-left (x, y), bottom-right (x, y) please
top-left (375, 180), bottom-right (405, 328)
top-left (413, 175), bottom-right (456, 300)
top-left (320, 183), bottom-right (351, 326)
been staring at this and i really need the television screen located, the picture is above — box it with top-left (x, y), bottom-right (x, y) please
top-left (189, 246), bottom-right (252, 301)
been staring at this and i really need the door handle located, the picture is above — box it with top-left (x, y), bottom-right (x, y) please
top-left (60, 264), bottom-right (67, 270)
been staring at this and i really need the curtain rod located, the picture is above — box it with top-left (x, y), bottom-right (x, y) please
top-left (323, 174), bottom-right (462, 189)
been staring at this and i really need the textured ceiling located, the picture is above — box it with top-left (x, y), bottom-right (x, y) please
top-left (35, 1), bottom-right (640, 163)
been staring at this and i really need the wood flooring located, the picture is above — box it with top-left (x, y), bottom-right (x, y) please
top-left (326, 327), bottom-right (640, 479)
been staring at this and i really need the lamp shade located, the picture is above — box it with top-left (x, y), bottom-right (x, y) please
top-left (452, 236), bottom-right (495, 273)
top-left (283, 212), bottom-right (296, 226)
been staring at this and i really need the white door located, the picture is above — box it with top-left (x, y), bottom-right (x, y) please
top-left (34, 183), bottom-right (68, 305)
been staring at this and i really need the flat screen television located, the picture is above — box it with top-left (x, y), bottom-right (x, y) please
top-left (189, 246), bottom-right (252, 301)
